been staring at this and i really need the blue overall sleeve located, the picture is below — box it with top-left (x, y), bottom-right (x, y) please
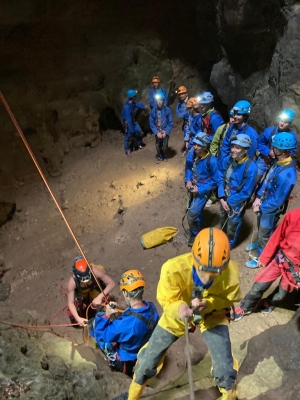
top-left (176, 102), bottom-right (188, 118)
top-left (217, 155), bottom-right (229, 199)
top-left (210, 112), bottom-right (224, 134)
top-left (165, 107), bottom-right (173, 135)
top-left (219, 126), bottom-right (233, 160)
top-left (257, 127), bottom-right (274, 157)
top-left (185, 148), bottom-right (194, 182)
top-left (123, 104), bottom-right (135, 134)
top-left (259, 167), bottom-right (297, 213)
top-left (149, 109), bottom-right (159, 135)
top-left (184, 116), bottom-right (192, 142)
top-left (134, 101), bottom-right (146, 110)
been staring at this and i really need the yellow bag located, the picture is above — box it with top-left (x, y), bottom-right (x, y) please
top-left (140, 226), bottom-right (178, 249)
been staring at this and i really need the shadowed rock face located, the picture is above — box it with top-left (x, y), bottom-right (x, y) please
top-left (0, 309), bottom-right (130, 399)
top-left (211, 1), bottom-right (300, 142)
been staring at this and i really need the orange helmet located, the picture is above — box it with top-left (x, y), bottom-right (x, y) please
top-left (177, 85), bottom-right (187, 95)
top-left (152, 76), bottom-right (160, 83)
top-left (73, 256), bottom-right (91, 282)
top-left (119, 270), bottom-right (146, 292)
top-left (187, 97), bottom-right (199, 109)
top-left (192, 228), bottom-right (230, 276)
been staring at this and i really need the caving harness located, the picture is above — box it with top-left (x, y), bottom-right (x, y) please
top-left (201, 108), bottom-right (219, 137)
top-left (276, 250), bottom-right (300, 286)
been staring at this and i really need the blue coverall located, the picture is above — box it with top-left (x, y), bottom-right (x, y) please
top-left (220, 123), bottom-right (258, 160)
top-left (256, 158), bottom-right (297, 256)
top-left (218, 155), bottom-right (258, 248)
top-left (149, 105), bottom-right (173, 160)
top-left (176, 99), bottom-right (189, 134)
top-left (185, 149), bottom-right (218, 238)
top-left (122, 100), bottom-right (146, 153)
top-left (256, 126), bottom-right (298, 177)
top-left (90, 301), bottom-right (159, 363)
top-left (201, 110), bottom-right (224, 142)
top-left (148, 87), bottom-right (169, 109)
top-left (184, 114), bottom-right (202, 150)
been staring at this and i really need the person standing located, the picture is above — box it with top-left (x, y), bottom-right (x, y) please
top-left (219, 100), bottom-right (258, 160)
top-left (245, 132), bottom-right (297, 268)
top-left (210, 109), bottom-right (235, 158)
top-left (113, 228), bottom-right (241, 400)
top-left (183, 97), bottom-right (202, 155)
top-left (198, 91), bottom-right (224, 142)
top-left (149, 91), bottom-right (173, 163)
top-left (122, 89), bottom-right (148, 157)
top-left (185, 132), bottom-right (218, 246)
top-left (256, 109), bottom-right (298, 181)
top-left (148, 76), bottom-right (168, 109)
top-left (218, 134), bottom-right (257, 249)
top-left (235, 209), bottom-right (300, 320)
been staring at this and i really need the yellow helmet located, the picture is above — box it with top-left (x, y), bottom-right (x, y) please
top-left (192, 228), bottom-right (230, 276)
top-left (119, 270), bottom-right (146, 292)
top-left (177, 85), bottom-right (188, 95)
top-left (152, 76), bottom-right (160, 83)
top-left (187, 97), bottom-right (199, 109)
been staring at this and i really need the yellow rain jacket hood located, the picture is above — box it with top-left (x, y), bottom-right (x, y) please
top-left (157, 253), bottom-right (241, 337)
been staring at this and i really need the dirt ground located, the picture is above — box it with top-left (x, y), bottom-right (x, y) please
top-left (0, 125), bottom-right (299, 399)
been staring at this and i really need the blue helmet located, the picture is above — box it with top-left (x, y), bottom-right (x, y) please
top-left (198, 92), bottom-right (214, 104)
top-left (272, 132), bottom-right (297, 150)
top-left (127, 89), bottom-right (137, 99)
top-left (229, 108), bottom-right (234, 117)
top-left (154, 91), bottom-right (165, 101)
top-left (232, 100), bottom-right (251, 115)
top-left (193, 131), bottom-right (210, 147)
top-left (231, 133), bottom-right (252, 148)
top-left (278, 109), bottom-right (295, 123)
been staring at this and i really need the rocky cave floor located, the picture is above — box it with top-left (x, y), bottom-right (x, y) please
top-left (1, 126), bottom-right (300, 400)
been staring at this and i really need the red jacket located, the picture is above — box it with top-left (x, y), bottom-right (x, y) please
top-left (260, 209), bottom-right (300, 266)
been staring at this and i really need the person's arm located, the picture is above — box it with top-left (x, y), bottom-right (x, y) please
top-left (91, 266), bottom-right (116, 305)
top-left (165, 108), bottom-right (173, 135)
top-left (210, 113), bottom-right (224, 134)
top-left (217, 156), bottom-right (227, 199)
top-left (185, 149), bottom-right (194, 183)
top-left (219, 128), bottom-right (232, 159)
top-left (259, 212), bottom-right (293, 266)
top-left (176, 102), bottom-right (187, 118)
top-left (257, 127), bottom-right (272, 157)
top-left (67, 277), bottom-right (87, 326)
top-left (148, 90), bottom-right (156, 109)
top-left (135, 101), bottom-right (147, 110)
top-left (149, 110), bottom-right (159, 135)
top-left (259, 171), bottom-right (296, 213)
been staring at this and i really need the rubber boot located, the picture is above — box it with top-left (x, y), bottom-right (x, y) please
top-left (128, 380), bottom-right (147, 400)
top-left (218, 384), bottom-right (238, 400)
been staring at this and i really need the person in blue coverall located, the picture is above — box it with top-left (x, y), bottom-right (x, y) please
top-left (218, 134), bottom-right (258, 249)
top-left (256, 109), bottom-right (298, 180)
top-left (185, 132), bottom-right (218, 246)
top-left (176, 85), bottom-right (189, 140)
top-left (245, 132), bottom-right (297, 268)
top-left (149, 91), bottom-right (173, 163)
top-left (198, 92), bottom-right (224, 142)
top-left (122, 89), bottom-right (148, 157)
top-left (219, 100), bottom-right (258, 160)
top-left (148, 76), bottom-right (168, 109)
top-left (90, 269), bottom-right (159, 377)
top-left (183, 97), bottom-right (202, 156)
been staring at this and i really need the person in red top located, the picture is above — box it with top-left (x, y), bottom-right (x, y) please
top-left (234, 208), bottom-right (300, 320)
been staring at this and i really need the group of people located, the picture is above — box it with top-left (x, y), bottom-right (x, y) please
top-left (65, 79), bottom-right (300, 400)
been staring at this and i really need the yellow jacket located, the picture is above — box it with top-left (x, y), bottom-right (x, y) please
top-left (156, 253), bottom-right (241, 336)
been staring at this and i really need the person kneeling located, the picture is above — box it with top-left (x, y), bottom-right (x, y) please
top-left (90, 270), bottom-right (159, 377)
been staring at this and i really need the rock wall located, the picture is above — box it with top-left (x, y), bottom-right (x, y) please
top-left (211, 1), bottom-right (300, 135)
